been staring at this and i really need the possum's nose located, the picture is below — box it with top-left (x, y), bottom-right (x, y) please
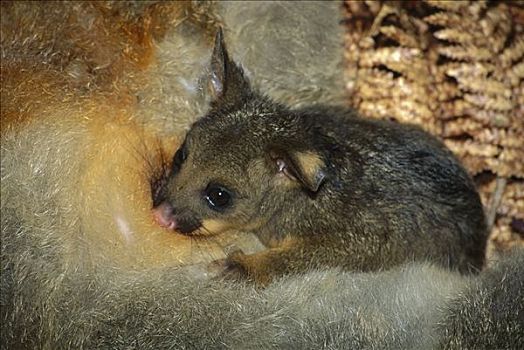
top-left (152, 202), bottom-right (178, 230)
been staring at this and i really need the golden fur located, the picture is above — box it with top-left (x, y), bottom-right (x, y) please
top-left (2, 1), bottom-right (346, 270)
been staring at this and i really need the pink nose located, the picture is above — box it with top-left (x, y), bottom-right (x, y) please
top-left (152, 202), bottom-right (178, 230)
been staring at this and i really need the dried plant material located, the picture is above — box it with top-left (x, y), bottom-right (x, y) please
top-left (485, 177), bottom-right (507, 233)
top-left (442, 118), bottom-right (483, 137)
top-left (438, 45), bottom-right (493, 61)
top-left (433, 29), bottom-right (474, 45)
top-left (448, 75), bottom-right (510, 97)
top-left (475, 128), bottom-right (524, 148)
top-left (443, 62), bottom-right (498, 78)
top-left (498, 149), bottom-right (524, 178)
top-left (424, 1), bottom-right (471, 12)
top-left (502, 181), bottom-right (524, 219)
top-left (344, 1), bottom-right (440, 134)
top-left (487, 215), bottom-right (524, 262)
top-left (424, 11), bottom-right (463, 27)
top-left (379, 25), bottom-right (419, 48)
top-left (359, 47), bottom-right (423, 67)
top-left (427, 1), bottom-right (520, 179)
top-left (345, 0), bottom-right (523, 175)
top-left (445, 140), bottom-right (500, 158)
top-left (500, 37), bottom-right (524, 67)
top-left (463, 93), bottom-right (513, 111)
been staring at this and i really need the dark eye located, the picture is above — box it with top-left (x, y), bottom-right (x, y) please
top-left (204, 184), bottom-right (233, 211)
top-left (172, 142), bottom-right (188, 173)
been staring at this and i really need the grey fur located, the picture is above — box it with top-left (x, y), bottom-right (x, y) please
top-left (219, 1), bottom-right (347, 107)
top-left (2, 226), bottom-right (523, 350)
top-left (438, 250), bottom-right (524, 350)
top-left (137, 1), bottom-right (346, 136)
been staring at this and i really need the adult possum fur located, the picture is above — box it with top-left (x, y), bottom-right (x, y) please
top-left (2, 2), bottom-right (522, 349)
top-left (1, 1), bottom-right (345, 268)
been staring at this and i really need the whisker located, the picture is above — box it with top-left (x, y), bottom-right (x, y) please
top-left (200, 225), bottom-right (230, 261)
top-left (193, 235), bottom-right (215, 262)
top-left (201, 225), bottom-right (225, 259)
top-left (184, 217), bottom-right (215, 262)
top-left (119, 133), bottom-right (172, 205)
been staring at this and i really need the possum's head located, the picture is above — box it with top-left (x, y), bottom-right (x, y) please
top-left (153, 29), bottom-right (326, 236)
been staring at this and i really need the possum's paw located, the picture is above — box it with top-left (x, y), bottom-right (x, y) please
top-left (209, 250), bottom-right (275, 286)
top-left (224, 249), bottom-right (251, 281)
top-left (223, 250), bottom-right (273, 287)
top-left (205, 250), bottom-right (248, 283)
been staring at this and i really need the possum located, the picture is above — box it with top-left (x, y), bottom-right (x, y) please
top-left (152, 29), bottom-right (487, 285)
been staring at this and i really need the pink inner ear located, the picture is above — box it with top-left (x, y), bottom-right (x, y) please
top-left (276, 158), bottom-right (297, 181)
top-left (210, 73), bottom-right (223, 97)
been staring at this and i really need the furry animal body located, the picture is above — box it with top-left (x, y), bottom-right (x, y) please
top-left (153, 30), bottom-right (487, 284)
top-left (1, 2), bottom-right (520, 349)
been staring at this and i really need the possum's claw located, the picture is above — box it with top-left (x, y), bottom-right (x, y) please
top-left (224, 249), bottom-right (250, 281)
top-left (206, 250), bottom-right (250, 283)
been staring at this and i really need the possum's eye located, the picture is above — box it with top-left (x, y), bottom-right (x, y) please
top-left (204, 184), bottom-right (233, 211)
top-left (172, 142), bottom-right (188, 174)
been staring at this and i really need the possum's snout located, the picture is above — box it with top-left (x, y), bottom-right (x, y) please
top-left (153, 202), bottom-right (178, 230)
top-left (152, 202), bottom-right (202, 234)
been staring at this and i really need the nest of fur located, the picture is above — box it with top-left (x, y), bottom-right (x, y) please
top-left (343, 0), bottom-right (524, 261)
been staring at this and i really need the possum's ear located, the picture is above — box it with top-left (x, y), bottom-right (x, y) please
top-left (209, 28), bottom-right (250, 104)
top-left (269, 149), bottom-right (327, 193)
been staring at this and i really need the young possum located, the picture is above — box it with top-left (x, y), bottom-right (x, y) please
top-left (153, 30), bottom-right (487, 285)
